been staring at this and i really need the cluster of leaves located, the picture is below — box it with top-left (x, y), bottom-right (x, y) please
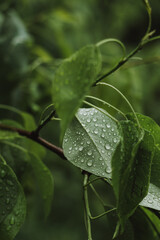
top-left (0, 108), bottom-right (53, 240)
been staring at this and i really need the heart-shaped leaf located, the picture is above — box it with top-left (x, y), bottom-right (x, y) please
top-left (63, 108), bottom-right (120, 178)
top-left (53, 45), bottom-right (102, 139)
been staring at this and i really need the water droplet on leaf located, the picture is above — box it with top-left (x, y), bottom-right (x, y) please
top-left (105, 144), bottom-right (111, 150)
top-left (87, 160), bottom-right (93, 167)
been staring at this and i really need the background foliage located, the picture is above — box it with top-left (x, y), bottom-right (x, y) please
top-left (0, 0), bottom-right (160, 239)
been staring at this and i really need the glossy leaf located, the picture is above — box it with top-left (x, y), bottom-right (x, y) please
top-left (63, 108), bottom-right (120, 178)
top-left (112, 121), bottom-right (154, 228)
top-left (53, 45), bottom-right (102, 138)
top-left (0, 156), bottom-right (26, 240)
top-left (0, 140), bottom-right (53, 218)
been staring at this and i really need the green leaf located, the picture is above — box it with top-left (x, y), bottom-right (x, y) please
top-left (127, 113), bottom-right (160, 148)
top-left (53, 45), bottom-right (102, 139)
top-left (29, 153), bottom-right (54, 218)
top-left (0, 141), bottom-right (53, 218)
top-left (112, 121), bottom-right (154, 229)
top-left (140, 147), bottom-right (160, 211)
top-left (63, 108), bottom-right (120, 178)
top-left (0, 155), bottom-right (26, 240)
top-left (131, 207), bottom-right (160, 240)
top-left (127, 113), bottom-right (160, 211)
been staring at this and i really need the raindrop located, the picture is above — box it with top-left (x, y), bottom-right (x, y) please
top-left (103, 129), bottom-right (106, 132)
top-left (105, 144), bottom-right (111, 150)
top-left (93, 118), bottom-right (97, 122)
top-left (87, 141), bottom-right (90, 145)
top-left (94, 130), bottom-right (98, 134)
top-left (101, 134), bottom-right (105, 138)
top-left (107, 123), bottom-right (111, 128)
top-left (101, 150), bottom-right (105, 154)
top-left (95, 123), bottom-right (98, 127)
top-left (87, 150), bottom-right (92, 156)
top-left (64, 138), bottom-right (68, 143)
top-left (81, 159), bottom-right (84, 163)
top-left (69, 147), bottom-right (72, 151)
top-left (147, 199), bottom-right (153, 204)
top-left (87, 119), bottom-right (91, 123)
top-left (111, 128), bottom-right (114, 132)
top-left (113, 138), bottom-right (117, 143)
top-left (99, 157), bottom-right (103, 161)
top-left (87, 160), bottom-right (93, 167)
top-left (82, 123), bottom-right (86, 127)
top-left (6, 198), bottom-right (10, 204)
top-left (105, 166), bottom-right (112, 174)
top-left (79, 146), bottom-right (83, 151)
top-left (103, 119), bottom-right (106, 123)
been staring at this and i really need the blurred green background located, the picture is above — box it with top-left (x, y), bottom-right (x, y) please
top-left (0, 0), bottom-right (160, 239)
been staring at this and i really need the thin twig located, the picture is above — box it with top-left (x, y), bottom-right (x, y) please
top-left (0, 123), bottom-right (66, 160)
top-left (33, 110), bottom-right (56, 136)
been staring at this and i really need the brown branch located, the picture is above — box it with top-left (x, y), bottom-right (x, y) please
top-left (0, 123), bottom-right (66, 160)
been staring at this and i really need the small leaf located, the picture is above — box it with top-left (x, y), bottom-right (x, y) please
top-left (112, 121), bottom-right (154, 229)
top-left (53, 45), bottom-right (102, 139)
top-left (0, 156), bottom-right (26, 240)
top-left (63, 108), bottom-right (120, 178)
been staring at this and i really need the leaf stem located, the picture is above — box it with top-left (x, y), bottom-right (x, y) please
top-left (83, 100), bottom-right (118, 123)
top-left (83, 173), bottom-right (93, 240)
top-left (85, 95), bottom-right (127, 120)
top-left (0, 123), bottom-right (66, 160)
top-left (33, 109), bottom-right (56, 136)
top-left (90, 183), bottom-right (106, 206)
top-left (96, 82), bottom-right (140, 128)
top-left (96, 38), bottom-right (126, 59)
top-left (95, 43), bottom-right (142, 84)
top-left (90, 207), bottom-right (116, 220)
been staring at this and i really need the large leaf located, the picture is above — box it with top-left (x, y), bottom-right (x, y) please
top-left (127, 113), bottom-right (160, 211)
top-left (63, 108), bottom-right (120, 178)
top-left (53, 45), bottom-right (102, 138)
top-left (0, 140), bottom-right (53, 218)
top-left (112, 121), bottom-right (154, 229)
top-left (0, 156), bottom-right (26, 240)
